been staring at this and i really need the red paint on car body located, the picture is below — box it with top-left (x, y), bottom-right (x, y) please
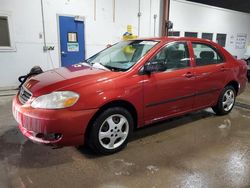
top-left (12, 37), bottom-right (248, 146)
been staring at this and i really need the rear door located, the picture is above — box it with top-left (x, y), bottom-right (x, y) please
top-left (143, 42), bottom-right (195, 124)
top-left (191, 42), bottom-right (229, 108)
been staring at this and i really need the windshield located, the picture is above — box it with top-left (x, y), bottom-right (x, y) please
top-left (86, 40), bottom-right (159, 71)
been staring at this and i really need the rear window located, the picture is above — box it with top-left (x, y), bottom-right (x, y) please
top-left (192, 43), bottom-right (224, 66)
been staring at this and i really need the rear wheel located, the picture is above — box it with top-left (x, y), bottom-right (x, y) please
top-left (88, 107), bottom-right (133, 154)
top-left (212, 86), bottom-right (236, 115)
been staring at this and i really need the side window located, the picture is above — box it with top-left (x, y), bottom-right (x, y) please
top-left (150, 42), bottom-right (190, 72)
top-left (192, 43), bottom-right (224, 66)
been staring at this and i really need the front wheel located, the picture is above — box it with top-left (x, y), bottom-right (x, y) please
top-left (88, 107), bottom-right (133, 154)
top-left (212, 86), bottom-right (236, 115)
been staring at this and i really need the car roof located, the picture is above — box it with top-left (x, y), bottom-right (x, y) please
top-left (134, 36), bottom-right (213, 43)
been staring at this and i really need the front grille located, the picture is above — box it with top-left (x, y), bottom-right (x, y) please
top-left (18, 86), bottom-right (32, 104)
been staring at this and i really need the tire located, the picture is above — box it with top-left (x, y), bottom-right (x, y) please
top-left (212, 86), bottom-right (236, 115)
top-left (88, 107), bottom-right (133, 154)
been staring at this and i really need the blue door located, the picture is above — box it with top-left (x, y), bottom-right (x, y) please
top-left (59, 16), bottom-right (85, 67)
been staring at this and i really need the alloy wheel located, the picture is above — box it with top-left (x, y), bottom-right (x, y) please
top-left (98, 114), bottom-right (129, 150)
top-left (222, 89), bottom-right (235, 111)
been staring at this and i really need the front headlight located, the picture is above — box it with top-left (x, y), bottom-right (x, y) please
top-left (31, 91), bottom-right (79, 109)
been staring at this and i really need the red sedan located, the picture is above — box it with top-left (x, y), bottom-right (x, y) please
top-left (12, 37), bottom-right (248, 154)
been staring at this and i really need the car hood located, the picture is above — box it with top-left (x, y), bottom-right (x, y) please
top-left (23, 64), bottom-right (120, 96)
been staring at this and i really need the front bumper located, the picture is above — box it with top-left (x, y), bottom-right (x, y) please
top-left (12, 95), bottom-right (97, 146)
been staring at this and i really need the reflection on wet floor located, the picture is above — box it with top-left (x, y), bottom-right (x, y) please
top-left (0, 96), bottom-right (250, 188)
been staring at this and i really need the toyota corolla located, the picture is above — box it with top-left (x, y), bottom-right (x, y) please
top-left (12, 37), bottom-right (248, 154)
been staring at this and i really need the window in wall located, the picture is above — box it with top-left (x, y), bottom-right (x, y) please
top-left (192, 43), bottom-right (224, 66)
top-left (68, 32), bottom-right (78, 42)
top-left (185, 32), bottom-right (198, 38)
top-left (150, 42), bottom-right (190, 72)
top-left (216, 33), bottom-right (227, 47)
top-left (168, 31), bottom-right (180, 37)
top-left (0, 16), bottom-right (11, 47)
top-left (202, 33), bottom-right (213, 41)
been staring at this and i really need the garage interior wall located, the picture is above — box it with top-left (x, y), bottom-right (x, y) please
top-left (1, 0), bottom-right (250, 88)
top-left (169, 0), bottom-right (250, 58)
top-left (0, 0), bottom-right (161, 88)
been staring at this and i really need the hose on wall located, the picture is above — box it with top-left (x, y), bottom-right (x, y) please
top-left (40, 0), bottom-right (47, 50)
top-left (40, 0), bottom-right (55, 68)
top-left (137, 0), bottom-right (141, 37)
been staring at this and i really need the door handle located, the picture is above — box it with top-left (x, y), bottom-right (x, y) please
top-left (61, 51), bottom-right (67, 55)
top-left (184, 72), bottom-right (194, 78)
top-left (220, 66), bottom-right (226, 71)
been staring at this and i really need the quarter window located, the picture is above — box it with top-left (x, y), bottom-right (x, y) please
top-left (192, 43), bottom-right (223, 66)
top-left (149, 42), bottom-right (190, 72)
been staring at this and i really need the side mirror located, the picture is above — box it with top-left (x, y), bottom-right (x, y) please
top-left (143, 61), bottom-right (167, 74)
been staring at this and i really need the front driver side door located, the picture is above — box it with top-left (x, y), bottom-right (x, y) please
top-left (143, 42), bottom-right (195, 125)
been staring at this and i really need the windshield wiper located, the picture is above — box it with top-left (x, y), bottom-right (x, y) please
top-left (92, 62), bottom-right (111, 71)
top-left (104, 65), bottom-right (126, 72)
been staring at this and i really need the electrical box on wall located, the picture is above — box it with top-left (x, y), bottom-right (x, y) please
top-left (39, 32), bottom-right (43, 39)
top-left (43, 46), bottom-right (55, 51)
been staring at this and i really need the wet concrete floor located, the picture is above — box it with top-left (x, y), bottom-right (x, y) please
top-left (1, 92), bottom-right (250, 187)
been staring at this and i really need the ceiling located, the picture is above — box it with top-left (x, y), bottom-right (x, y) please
top-left (187, 0), bottom-right (250, 14)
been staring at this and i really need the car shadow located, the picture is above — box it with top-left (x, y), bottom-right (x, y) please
top-left (0, 127), bottom-right (75, 168)
top-left (79, 109), bottom-right (215, 158)
top-left (131, 109), bottom-right (215, 141)
top-left (0, 109), bottom-right (215, 165)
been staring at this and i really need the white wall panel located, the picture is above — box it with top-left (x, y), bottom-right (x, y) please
top-left (1, 0), bottom-right (249, 87)
top-left (169, 0), bottom-right (250, 58)
top-left (0, 0), bottom-right (160, 87)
